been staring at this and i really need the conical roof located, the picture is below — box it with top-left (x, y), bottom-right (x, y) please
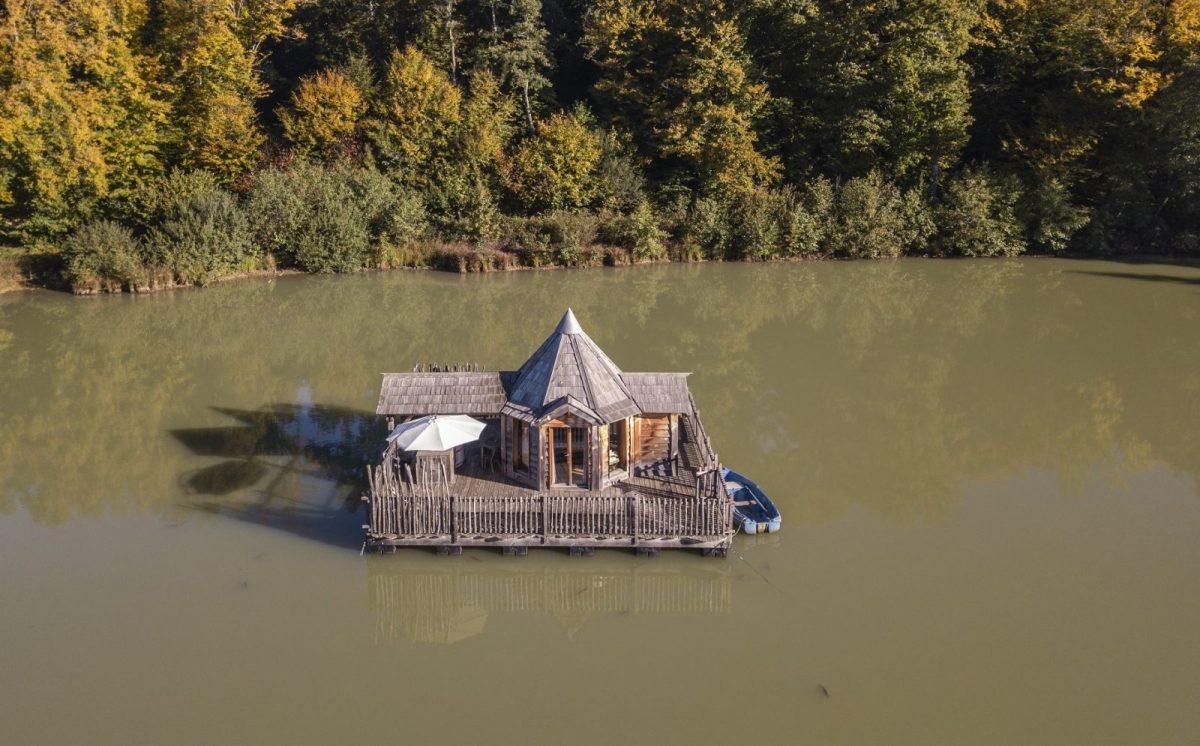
top-left (501, 309), bottom-right (640, 424)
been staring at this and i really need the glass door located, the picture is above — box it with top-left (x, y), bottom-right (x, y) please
top-left (570, 427), bottom-right (588, 487)
top-left (552, 428), bottom-right (570, 486)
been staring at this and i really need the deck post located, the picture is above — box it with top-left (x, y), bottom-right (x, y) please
top-left (541, 494), bottom-right (548, 545)
top-left (632, 494), bottom-right (640, 546)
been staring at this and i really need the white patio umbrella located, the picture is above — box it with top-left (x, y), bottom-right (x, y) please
top-left (386, 414), bottom-right (487, 452)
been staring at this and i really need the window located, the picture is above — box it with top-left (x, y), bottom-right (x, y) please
top-left (608, 420), bottom-right (627, 471)
top-left (513, 419), bottom-right (529, 473)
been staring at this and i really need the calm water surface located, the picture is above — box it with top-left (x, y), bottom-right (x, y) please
top-left (1, 259), bottom-right (1199, 745)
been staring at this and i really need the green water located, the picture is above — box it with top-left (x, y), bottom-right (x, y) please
top-left (1, 259), bottom-right (1198, 745)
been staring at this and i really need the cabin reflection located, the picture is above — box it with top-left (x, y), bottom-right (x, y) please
top-left (367, 559), bottom-right (732, 644)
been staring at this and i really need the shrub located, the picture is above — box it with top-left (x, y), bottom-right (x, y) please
top-left (509, 211), bottom-right (601, 267)
top-left (779, 178), bottom-right (835, 257)
top-left (1021, 177), bottom-right (1089, 253)
top-left (60, 219), bottom-right (144, 292)
top-left (144, 188), bottom-right (255, 285)
top-left (445, 175), bottom-right (502, 245)
top-left (932, 168), bottom-right (1025, 257)
top-left (832, 171), bottom-right (933, 258)
top-left (127, 171), bottom-right (220, 231)
top-left (599, 201), bottom-right (666, 261)
top-left (730, 189), bottom-right (783, 260)
top-left (597, 130), bottom-right (646, 212)
top-left (682, 196), bottom-right (733, 260)
top-left (246, 161), bottom-right (423, 272)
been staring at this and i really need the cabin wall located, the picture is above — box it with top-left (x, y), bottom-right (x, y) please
top-left (500, 415), bottom-right (539, 487)
top-left (633, 414), bottom-right (679, 472)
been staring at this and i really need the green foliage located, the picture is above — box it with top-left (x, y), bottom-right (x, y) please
top-left (778, 180), bottom-right (835, 257)
top-left (5, 0), bottom-right (1200, 281)
top-left (932, 169), bottom-right (1025, 257)
top-left (832, 172), bottom-right (934, 259)
top-left (126, 170), bottom-right (221, 230)
top-left (60, 219), bottom-right (144, 291)
top-left (509, 211), bottom-right (601, 266)
top-left (1021, 178), bottom-right (1091, 254)
top-left (585, 0), bottom-right (778, 197)
top-left (144, 184), bottom-right (255, 285)
top-left (599, 200), bottom-right (665, 261)
top-left (506, 107), bottom-right (603, 212)
top-left (597, 130), bottom-right (646, 212)
top-left (246, 161), bottom-right (423, 272)
top-left (683, 196), bottom-right (733, 260)
top-left (484, 0), bottom-right (553, 131)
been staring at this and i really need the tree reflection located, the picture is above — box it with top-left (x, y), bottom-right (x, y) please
top-left (0, 260), bottom-right (1196, 528)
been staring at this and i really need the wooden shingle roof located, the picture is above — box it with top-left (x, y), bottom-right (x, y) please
top-left (500, 309), bottom-right (641, 424)
top-left (376, 372), bottom-right (513, 415)
top-left (377, 310), bottom-right (695, 420)
top-left (621, 373), bottom-right (692, 413)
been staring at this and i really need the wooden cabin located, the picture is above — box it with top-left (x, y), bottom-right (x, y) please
top-left (365, 309), bottom-right (732, 555)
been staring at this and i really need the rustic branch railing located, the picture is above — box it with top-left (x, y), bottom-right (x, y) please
top-left (411, 362), bottom-right (481, 373)
top-left (366, 402), bottom-right (733, 549)
top-left (684, 391), bottom-right (719, 470)
top-left (367, 462), bottom-right (732, 545)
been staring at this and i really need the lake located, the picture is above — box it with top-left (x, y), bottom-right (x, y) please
top-left (1, 259), bottom-right (1198, 745)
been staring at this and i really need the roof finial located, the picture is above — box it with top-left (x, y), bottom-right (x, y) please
top-left (556, 307), bottom-right (583, 335)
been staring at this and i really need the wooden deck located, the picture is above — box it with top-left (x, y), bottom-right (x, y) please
top-left (365, 409), bottom-right (734, 554)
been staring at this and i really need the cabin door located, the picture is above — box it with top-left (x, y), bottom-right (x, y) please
top-left (550, 426), bottom-right (588, 488)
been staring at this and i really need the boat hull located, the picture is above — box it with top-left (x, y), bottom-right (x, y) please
top-left (722, 468), bottom-right (782, 534)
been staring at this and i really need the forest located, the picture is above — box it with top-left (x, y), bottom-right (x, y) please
top-left (1, 0), bottom-right (1198, 292)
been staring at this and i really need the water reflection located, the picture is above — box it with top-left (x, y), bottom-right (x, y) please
top-left (171, 403), bottom-right (377, 548)
top-left (0, 259), bottom-right (1197, 528)
top-left (367, 557), bottom-right (732, 644)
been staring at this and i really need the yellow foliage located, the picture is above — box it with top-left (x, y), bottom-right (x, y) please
top-left (378, 47), bottom-right (463, 178)
top-left (460, 72), bottom-right (517, 175)
top-left (1167, 0), bottom-right (1200, 53)
top-left (280, 70), bottom-right (366, 158)
top-left (506, 110), bottom-right (603, 211)
top-left (0, 0), bottom-right (169, 234)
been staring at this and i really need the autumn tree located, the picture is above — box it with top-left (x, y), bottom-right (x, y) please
top-left (584, 0), bottom-right (778, 198)
top-left (280, 69), bottom-right (367, 160)
top-left (0, 0), bottom-right (169, 239)
top-left (368, 46), bottom-right (463, 186)
top-left (151, 0), bottom-right (299, 182)
top-left (505, 107), bottom-right (603, 211)
top-left (967, 0), bottom-right (1200, 250)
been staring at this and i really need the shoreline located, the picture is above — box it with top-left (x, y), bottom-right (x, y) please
top-left (2, 247), bottom-right (1197, 297)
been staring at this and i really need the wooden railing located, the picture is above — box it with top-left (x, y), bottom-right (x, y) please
top-left (367, 466), bottom-right (731, 543)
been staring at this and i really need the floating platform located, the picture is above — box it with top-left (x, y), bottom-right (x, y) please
top-left (364, 310), bottom-right (735, 555)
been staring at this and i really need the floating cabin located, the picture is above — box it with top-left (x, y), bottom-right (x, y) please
top-left (364, 309), bottom-right (733, 556)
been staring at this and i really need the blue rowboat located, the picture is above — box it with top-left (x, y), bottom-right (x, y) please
top-left (721, 467), bottom-right (781, 534)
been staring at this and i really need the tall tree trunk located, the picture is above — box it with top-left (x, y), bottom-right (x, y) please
top-left (488, 0), bottom-right (499, 74)
top-left (446, 0), bottom-right (458, 83)
top-left (523, 80), bottom-right (534, 134)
